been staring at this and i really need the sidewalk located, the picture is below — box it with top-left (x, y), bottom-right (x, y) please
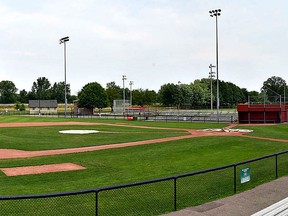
top-left (163, 176), bottom-right (288, 216)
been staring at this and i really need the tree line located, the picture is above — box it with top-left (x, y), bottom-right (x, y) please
top-left (0, 76), bottom-right (287, 110)
top-left (0, 77), bottom-right (75, 104)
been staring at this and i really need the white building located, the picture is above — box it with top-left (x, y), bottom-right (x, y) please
top-left (29, 100), bottom-right (58, 115)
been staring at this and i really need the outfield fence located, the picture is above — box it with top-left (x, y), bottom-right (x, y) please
top-left (0, 110), bottom-right (237, 123)
top-left (1, 150), bottom-right (288, 215)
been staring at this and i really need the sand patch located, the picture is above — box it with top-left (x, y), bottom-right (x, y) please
top-left (1, 163), bottom-right (86, 176)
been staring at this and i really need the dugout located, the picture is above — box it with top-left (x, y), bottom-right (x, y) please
top-left (237, 104), bottom-right (288, 124)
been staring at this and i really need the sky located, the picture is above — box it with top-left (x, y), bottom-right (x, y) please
top-left (0, 0), bottom-right (287, 95)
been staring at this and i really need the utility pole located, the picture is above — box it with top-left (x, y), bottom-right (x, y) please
top-left (209, 64), bottom-right (216, 110)
top-left (122, 75), bottom-right (127, 114)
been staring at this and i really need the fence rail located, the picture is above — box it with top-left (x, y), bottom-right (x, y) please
top-left (1, 150), bottom-right (288, 215)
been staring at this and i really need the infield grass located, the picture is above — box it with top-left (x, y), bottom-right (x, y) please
top-left (0, 125), bottom-right (188, 150)
top-left (236, 124), bottom-right (288, 140)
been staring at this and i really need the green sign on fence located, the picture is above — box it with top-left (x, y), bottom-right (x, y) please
top-left (240, 168), bottom-right (250, 184)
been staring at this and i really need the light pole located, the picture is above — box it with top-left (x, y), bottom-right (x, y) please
top-left (209, 9), bottom-right (221, 119)
top-left (59, 36), bottom-right (69, 117)
top-left (209, 64), bottom-right (216, 111)
top-left (129, 81), bottom-right (134, 106)
top-left (122, 75), bottom-right (127, 114)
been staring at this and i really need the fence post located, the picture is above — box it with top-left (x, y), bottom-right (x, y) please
top-left (234, 165), bottom-right (237, 194)
top-left (276, 155), bottom-right (278, 179)
top-left (174, 177), bottom-right (177, 211)
top-left (95, 190), bottom-right (99, 216)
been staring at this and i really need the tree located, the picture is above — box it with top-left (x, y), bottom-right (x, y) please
top-left (190, 81), bottom-right (210, 107)
top-left (30, 77), bottom-right (52, 100)
top-left (158, 83), bottom-right (178, 106)
top-left (106, 82), bottom-right (121, 111)
top-left (144, 89), bottom-right (157, 105)
top-left (50, 82), bottom-right (71, 103)
top-left (78, 82), bottom-right (108, 110)
top-left (261, 76), bottom-right (286, 103)
top-left (241, 88), bottom-right (249, 101)
top-left (219, 81), bottom-right (246, 107)
top-left (0, 80), bottom-right (18, 103)
top-left (69, 95), bottom-right (77, 103)
top-left (248, 90), bottom-right (261, 103)
top-left (198, 78), bottom-right (247, 108)
top-left (178, 84), bottom-right (193, 107)
top-left (132, 89), bottom-right (145, 106)
top-left (15, 101), bottom-right (25, 111)
top-left (18, 89), bottom-right (29, 103)
top-left (198, 78), bottom-right (216, 107)
top-left (132, 89), bottom-right (157, 106)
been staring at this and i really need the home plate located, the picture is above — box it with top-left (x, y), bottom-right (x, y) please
top-left (59, 130), bottom-right (99, 134)
top-left (1, 163), bottom-right (86, 176)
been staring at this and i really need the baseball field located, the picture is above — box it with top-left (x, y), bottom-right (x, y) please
top-left (0, 116), bottom-right (288, 215)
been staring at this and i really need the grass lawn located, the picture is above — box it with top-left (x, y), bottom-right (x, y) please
top-left (0, 115), bottom-right (228, 129)
top-left (0, 135), bottom-right (288, 195)
top-left (0, 125), bottom-right (188, 150)
top-left (236, 124), bottom-right (288, 140)
top-left (1, 116), bottom-right (288, 215)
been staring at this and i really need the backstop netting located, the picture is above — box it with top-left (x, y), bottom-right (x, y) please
top-left (113, 100), bottom-right (131, 113)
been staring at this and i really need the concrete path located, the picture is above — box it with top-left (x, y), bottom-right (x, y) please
top-left (163, 176), bottom-right (288, 216)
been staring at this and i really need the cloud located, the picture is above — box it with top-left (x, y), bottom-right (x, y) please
top-left (0, 0), bottom-right (288, 94)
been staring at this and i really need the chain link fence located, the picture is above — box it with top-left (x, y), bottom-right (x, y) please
top-left (0, 111), bottom-right (237, 123)
top-left (0, 191), bottom-right (96, 215)
top-left (1, 150), bottom-right (288, 215)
